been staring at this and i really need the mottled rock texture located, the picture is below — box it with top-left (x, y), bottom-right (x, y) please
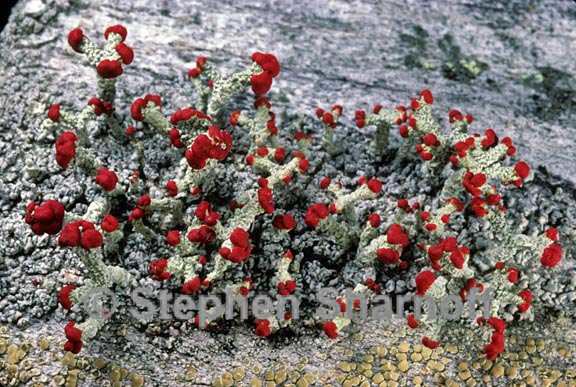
top-left (2, 0), bottom-right (576, 179)
top-left (0, 0), bottom-right (575, 385)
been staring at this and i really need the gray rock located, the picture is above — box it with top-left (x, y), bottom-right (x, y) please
top-left (1, 0), bottom-right (575, 384)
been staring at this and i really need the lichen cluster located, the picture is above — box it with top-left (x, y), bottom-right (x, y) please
top-left (25, 24), bottom-right (564, 361)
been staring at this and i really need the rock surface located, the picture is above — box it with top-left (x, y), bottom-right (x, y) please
top-left (2, 0), bottom-right (576, 181)
top-left (1, 0), bottom-right (575, 385)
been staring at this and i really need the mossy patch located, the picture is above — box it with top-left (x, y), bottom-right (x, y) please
top-left (522, 66), bottom-right (576, 120)
top-left (400, 28), bottom-right (489, 82)
top-left (400, 25), bottom-right (435, 70)
top-left (438, 33), bottom-right (488, 82)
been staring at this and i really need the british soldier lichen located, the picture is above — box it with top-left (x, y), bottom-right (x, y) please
top-left (26, 24), bottom-right (564, 360)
